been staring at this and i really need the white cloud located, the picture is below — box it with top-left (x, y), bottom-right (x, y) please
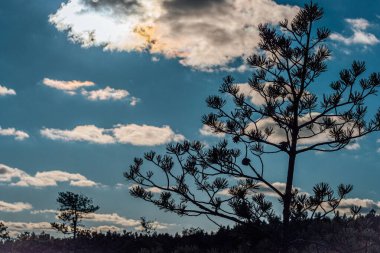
top-left (345, 142), bottom-right (360, 150)
top-left (49, 0), bottom-right (298, 71)
top-left (90, 225), bottom-right (122, 233)
top-left (237, 83), bottom-right (267, 106)
top-left (331, 18), bottom-right (379, 45)
top-left (0, 127), bottom-right (29, 141)
top-left (0, 164), bottom-right (99, 188)
top-left (151, 56), bottom-right (160, 62)
top-left (129, 96), bottom-right (140, 106)
top-left (245, 112), bottom-right (359, 148)
top-left (0, 201), bottom-right (32, 212)
top-left (335, 198), bottom-right (380, 214)
top-left (346, 18), bottom-right (370, 30)
top-left (43, 78), bottom-right (95, 93)
top-left (41, 124), bottom-right (185, 146)
top-left (30, 209), bottom-right (57, 215)
top-left (199, 125), bottom-right (225, 138)
top-left (83, 213), bottom-right (141, 227)
top-left (41, 125), bottom-right (115, 144)
top-left (81, 86), bottom-right (129, 101)
top-left (0, 85), bottom-right (16, 96)
top-left (113, 124), bottom-right (185, 146)
top-left (43, 79), bottom-right (139, 104)
top-left (31, 210), bottom-right (172, 230)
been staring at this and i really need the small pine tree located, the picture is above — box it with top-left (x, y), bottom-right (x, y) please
top-left (51, 191), bottom-right (99, 239)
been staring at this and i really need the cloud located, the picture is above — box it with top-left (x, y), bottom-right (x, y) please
top-left (0, 85), bottom-right (16, 96)
top-left (236, 83), bottom-right (267, 106)
top-left (244, 112), bottom-right (359, 148)
top-left (81, 86), bottom-right (129, 101)
top-left (129, 96), bottom-right (140, 106)
top-left (336, 198), bottom-right (380, 214)
top-left (49, 0), bottom-right (298, 71)
top-left (0, 164), bottom-right (99, 188)
top-left (128, 184), bottom-right (163, 194)
top-left (43, 78), bottom-right (95, 94)
top-left (84, 212), bottom-right (174, 231)
top-left (30, 209), bottom-right (57, 215)
top-left (345, 142), bottom-right (360, 150)
top-left (90, 225), bottom-right (122, 233)
top-left (199, 125), bottom-right (225, 138)
top-left (41, 125), bottom-right (115, 144)
top-left (0, 201), bottom-right (32, 212)
top-left (83, 213), bottom-right (140, 227)
top-left (113, 124), bottom-right (185, 146)
top-left (31, 210), bottom-right (172, 231)
top-left (43, 78), bottom-right (139, 104)
top-left (2, 221), bottom-right (52, 232)
top-left (41, 124), bottom-right (185, 146)
top-left (330, 18), bottom-right (379, 45)
top-left (0, 127), bottom-right (29, 141)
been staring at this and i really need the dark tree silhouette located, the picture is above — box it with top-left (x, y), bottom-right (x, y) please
top-left (51, 191), bottom-right (99, 240)
top-left (124, 2), bottom-right (380, 252)
top-left (0, 222), bottom-right (9, 240)
top-left (139, 217), bottom-right (157, 235)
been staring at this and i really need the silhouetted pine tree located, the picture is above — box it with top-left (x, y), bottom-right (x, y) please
top-left (124, 2), bottom-right (380, 252)
top-left (51, 191), bottom-right (99, 240)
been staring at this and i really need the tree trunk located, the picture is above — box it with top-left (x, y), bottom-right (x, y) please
top-left (73, 217), bottom-right (77, 240)
top-left (282, 150), bottom-right (297, 253)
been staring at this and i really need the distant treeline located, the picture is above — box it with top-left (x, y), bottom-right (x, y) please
top-left (1, 212), bottom-right (379, 253)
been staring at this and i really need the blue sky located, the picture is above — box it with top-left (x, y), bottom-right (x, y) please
top-left (0, 0), bottom-right (380, 236)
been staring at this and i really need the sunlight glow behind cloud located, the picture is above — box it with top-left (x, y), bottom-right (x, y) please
top-left (49, 0), bottom-right (299, 71)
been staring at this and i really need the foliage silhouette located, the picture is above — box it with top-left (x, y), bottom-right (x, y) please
top-left (124, 2), bottom-right (380, 252)
top-left (0, 222), bottom-right (9, 240)
top-left (0, 212), bottom-right (379, 252)
top-left (51, 191), bottom-right (99, 240)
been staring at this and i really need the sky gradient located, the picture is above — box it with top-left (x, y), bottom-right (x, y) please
top-left (1, 0), bottom-right (380, 236)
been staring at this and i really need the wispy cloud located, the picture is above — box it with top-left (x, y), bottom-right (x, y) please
top-left (129, 96), bottom-right (140, 106)
top-left (49, 0), bottom-right (298, 71)
top-left (41, 124), bottom-right (185, 146)
top-left (0, 164), bottom-right (100, 188)
top-left (331, 18), bottom-right (379, 45)
top-left (43, 78), bottom-right (95, 94)
top-left (0, 127), bottom-right (29, 141)
top-left (0, 201), bottom-right (32, 212)
top-left (31, 210), bottom-right (173, 231)
top-left (0, 85), bottom-right (16, 96)
top-left (81, 86), bottom-right (129, 101)
top-left (345, 142), bottom-right (360, 150)
top-left (2, 221), bottom-right (52, 234)
top-left (43, 78), bottom-right (139, 104)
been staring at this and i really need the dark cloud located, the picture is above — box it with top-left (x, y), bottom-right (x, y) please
top-left (81, 0), bottom-right (143, 15)
top-left (163, 0), bottom-right (226, 11)
top-left (162, 0), bottom-right (230, 19)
